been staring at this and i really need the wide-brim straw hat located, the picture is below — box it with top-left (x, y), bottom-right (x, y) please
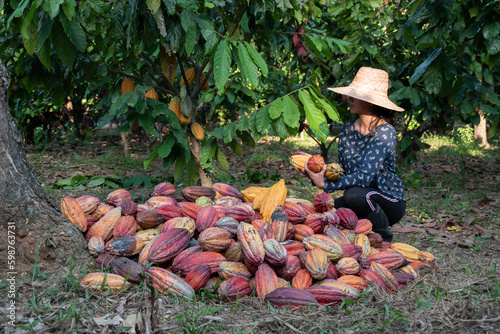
top-left (328, 67), bottom-right (404, 112)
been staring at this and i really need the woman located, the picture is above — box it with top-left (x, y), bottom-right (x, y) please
top-left (299, 67), bottom-right (406, 242)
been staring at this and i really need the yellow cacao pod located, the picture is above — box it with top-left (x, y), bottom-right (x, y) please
top-left (324, 163), bottom-right (344, 181)
top-left (260, 179), bottom-right (287, 222)
top-left (169, 97), bottom-right (190, 126)
top-left (180, 68), bottom-right (196, 87)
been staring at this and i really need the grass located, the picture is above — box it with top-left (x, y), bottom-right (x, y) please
top-left (2, 130), bottom-right (499, 333)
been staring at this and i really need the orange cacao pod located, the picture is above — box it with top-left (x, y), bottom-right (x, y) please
top-left (75, 195), bottom-right (100, 215)
top-left (174, 251), bottom-right (226, 276)
top-left (147, 196), bottom-right (178, 209)
top-left (291, 269), bottom-right (313, 290)
top-left (324, 162), bottom-right (344, 181)
top-left (359, 250), bottom-right (408, 270)
top-left (145, 88), bottom-right (159, 101)
top-left (191, 122), bottom-right (205, 141)
top-left (354, 218), bottom-right (373, 235)
top-left (225, 203), bottom-right (255, 223)
top-left (179, 202), bottom-right (202, 220)
top-left (294, 224), bottom-right (314, 242)
top-left (306, 155), bottom-right (325, 173)
top-left (113, 216), bottom-right (137, 238)
top-left (86, 207), bottom-right (121, 241)
top-left (337, 275), bottom-right (368, 291)
top-left (370, 262), bottom-right (399, 292)
top-left (61, 195), bottom-right (88, 232)
top-left (259, 179), bottom-right (287, 222)
top-left (121, 78), bottom-right (135, 95)
top-left (255, 263), bottom-right (280, 300)
top-left (155, 204), bottom-right (183, 221)
top-left (281, 240), bottom-right (305, 256)
top-left (80, 273), bottom-right (130, 293)
top-left (302, 234), bottom-right (344, 261)
top-left (289, 153), bottom-right (311, 171)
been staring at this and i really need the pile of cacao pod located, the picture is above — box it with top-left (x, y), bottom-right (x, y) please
top-left (62, 179), bottom-right (436, 309)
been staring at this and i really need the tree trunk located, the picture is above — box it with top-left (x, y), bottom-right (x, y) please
top-left (474, 108), bottom-right (489, 148)
top-left (188, 133), bottom-right (212, 187)
top-left (0, 60), bottom-right (90, 273)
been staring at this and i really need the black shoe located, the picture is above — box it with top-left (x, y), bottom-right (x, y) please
top-left (363, 204), bottom-right (393, 243)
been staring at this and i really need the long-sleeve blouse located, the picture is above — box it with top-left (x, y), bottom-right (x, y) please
top-left (324, 120), bottom-right (406, 201)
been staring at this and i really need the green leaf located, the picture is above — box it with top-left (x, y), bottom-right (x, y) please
top-left (62, 0), bottom-right (76, 19)
top-left (181, 11), bottom-right (198, 56)
top-left (308, 87), bottom-right (341, 124)
top-left (95, 113), bottom-right (115, 129)
top-left (282, 96), bottom-right (300, 128)
top-left (146, 0), bottom-right (161, 13)
top-left (329, 37), bottom-right (352, 54)
top-left (409, 47), bottom-right (442, 85)
top-left (214, 40), bottom-right (231, 92)
top-left (173, 153), bottom-right (186, 179)
top-left (185, 157), bottom-right (199, 186)
top-left (299, 90), bottom-right (327, 140)
top-left (423, 67), bottom-right (443, 95)
top-left (200, 141), bottom-right (217, 165)
top-left (53, 23), bottom-right (76, 68)
top-left (20, 1), bottom-right (37, 39)
top-left (273, 116), bottom-right (293, 140)
top-left (139, 112), bottom-right (159, 137)
top-left (245, 42), bottom-right (268, 78)
top-left (487, 36), bottom-right (500, 55)
top-left (158, 138), bottom-right (175, 158)
top-left (87, 177), bottom-right (106, 188)
top-left (60, 12), bottom-right (87, 52)
top-left (37, 39), bottom-right (51, 70)
top-left (255, 107), bottom-right (271, 133)
top-left (223, 122), bottom-right (236, 144)
top-left (237, 42), bottom-right (259, 87)
top-left (228, 140), bottom-right (243, 156)
top-left (209, 127), bottom-right (224, 140)
top-left (144, 146), bottom-right (159, 170)
top-left (268, 97), bottom-right (283, 119)
top-left (217, 148), bottom-right (229, 171)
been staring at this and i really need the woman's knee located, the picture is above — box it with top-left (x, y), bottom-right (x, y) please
top-left (342, 187), bottom-right (365, 208)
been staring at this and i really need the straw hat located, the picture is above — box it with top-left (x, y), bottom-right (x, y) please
top-left (328, 67), bottom-right (404, 112)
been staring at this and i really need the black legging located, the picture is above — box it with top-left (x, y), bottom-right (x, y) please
top-left (333, 186), bottom-right (406, 226)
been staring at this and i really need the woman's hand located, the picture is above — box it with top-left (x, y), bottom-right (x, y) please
top-left (304, 163), bottom-right (326, 189)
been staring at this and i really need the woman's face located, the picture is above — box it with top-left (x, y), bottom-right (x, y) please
top-left (348, 96), bottom-right (373, 115)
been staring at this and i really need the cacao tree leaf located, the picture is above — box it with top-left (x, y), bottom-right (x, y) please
top-left (139, 112), bottom-right (159, 137)
top-left (36, 16), bottom-right (52, 51)
top-left (60, 12), bottom-right (87, 52)
top-left (162, 0), bottom-right (176, 15)
top-left (308, 87), bottom-right (341, 124)
top-left (245, 42), bottom-right (268, 78)
top-left (21, 22), bottom-right (37, 55)
top-left (255, 106), bottom-right (271, 133)
top-left (223, 122), bottom-right (236, 144)
top-left (217, 148), bottom-right (229, 171)
top-left (328, 37), bottom-right (352, 54)
top-left (237, 42), bottom-right (259, 87)
top-left (209, 127), bottom-right (224, 139)
top-left (37, 38), bottom-right (51, 70)
top-left (273, 116), bottom-right (294, 140)
top-left (86, 0), bottom-right (105, 16)
top-left (299, 90), bottom-right (328, 141)
top-left (214, 40), bottom-right (231, 92)
top-left (228, 140), bottom-right (243, 156)
top-left (200, 141), bottom-right (218, 166)
top-left (158, 138), bottom-right (175, 158)
top-left (282, 95), bottom-right (300, 128)
top-left (235, 114), bottom-right (250, 132)
top-left (487, 36), bottom-right (500, 55)
top-left (20, 1), bottom-right (37, 39)
top-left (146, 0), bottom-right (161, 13)
top-left (181, 11), bottom-right (198, 56)
top-left (185, 156), bottom-right (199, 186)
top-left (153, 9), bottom-right (167, 38)
top-left (268, 97), bottom-right (283, 119)
top-left (144, 146), bottom-right (159, 170)
top-left (409, 47), bottom-right (442, 85)
top-left (483, 21), bottom-right (500, 40)
top-left (7, 0), bottom-right (30, 28)
top-left (174, 154), bottom-right (186, 179)
top-left (423, 66), bottom-right (443, 95)
top-left (480, 104), bottom-right (499, 115)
